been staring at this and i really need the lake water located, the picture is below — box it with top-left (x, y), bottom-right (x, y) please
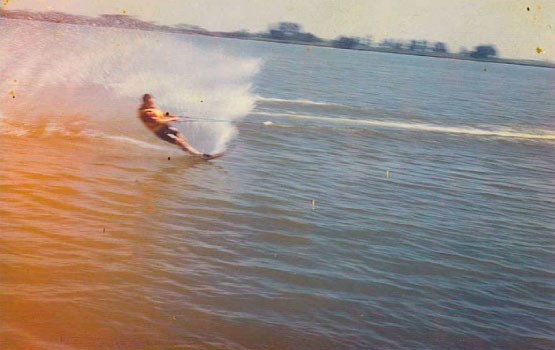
top-left (1, 20), bottom-right (554, 350)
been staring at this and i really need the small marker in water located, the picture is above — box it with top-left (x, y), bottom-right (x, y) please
top-left (386, 170), bottom-right (390, 179)
top-left (312, 200), bottom-right (315, 209)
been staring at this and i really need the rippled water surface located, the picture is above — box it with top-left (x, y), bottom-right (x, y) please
top-left (1, 20), bottom-right (554, 350)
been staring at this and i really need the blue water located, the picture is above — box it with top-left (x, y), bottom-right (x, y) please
top-left (212, 35), bottom-right (555, 350)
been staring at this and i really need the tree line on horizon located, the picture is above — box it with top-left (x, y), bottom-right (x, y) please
top-left (261, 22), bottom-right (497, 59)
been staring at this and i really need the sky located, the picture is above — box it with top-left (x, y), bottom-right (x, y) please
top-left (2, 0), bottom-right (554, 61)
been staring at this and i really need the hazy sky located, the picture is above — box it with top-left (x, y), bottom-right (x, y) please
top-left (3, 0), bottom-right (554, 60)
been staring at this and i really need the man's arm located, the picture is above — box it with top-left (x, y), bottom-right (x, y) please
top-left (164, 112), bottom-right (180, 122)
top-left (146, 110), bottom-right (179, 124)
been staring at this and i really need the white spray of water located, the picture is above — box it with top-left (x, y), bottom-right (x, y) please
top-left (253, 112), bottom-right (555, 140)
top-left (0, 19), bottom-right (259, 153)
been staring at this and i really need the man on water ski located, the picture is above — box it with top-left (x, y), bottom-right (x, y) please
top-left (138, 94), bottom-right (216, 160)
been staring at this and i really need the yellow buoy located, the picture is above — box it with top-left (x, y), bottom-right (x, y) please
top-left (386, 170), bottom-right (390, 179)
top-left (312, 200), bottom-right (315, 209)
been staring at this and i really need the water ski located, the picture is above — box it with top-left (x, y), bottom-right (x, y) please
top-left (201, 151), bottom-right (226, 161)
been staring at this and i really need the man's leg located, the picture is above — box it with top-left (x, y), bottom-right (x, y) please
top-left (175, 133), bottom-right (203, 157)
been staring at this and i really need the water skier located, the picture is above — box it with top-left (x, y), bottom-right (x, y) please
top-left (138, 94), bottom-right (220, 160)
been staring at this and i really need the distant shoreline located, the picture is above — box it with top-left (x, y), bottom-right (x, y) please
top-left (209, 34), bottom-right (555, 69)
top-left (2, 9), bottom-right (554, 69)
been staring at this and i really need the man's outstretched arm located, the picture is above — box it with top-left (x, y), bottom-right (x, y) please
top-left (147, 111), bottom-right (179, 124)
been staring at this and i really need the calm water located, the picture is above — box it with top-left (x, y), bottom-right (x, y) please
top-left (1, 20), bottom-right (554, 350)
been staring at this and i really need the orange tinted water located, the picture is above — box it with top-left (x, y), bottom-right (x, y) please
top-left (1, 132), bottom-right (234, 349)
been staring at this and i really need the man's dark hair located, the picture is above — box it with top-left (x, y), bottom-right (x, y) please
top-left (142, 93), bottom-right (153, 102)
